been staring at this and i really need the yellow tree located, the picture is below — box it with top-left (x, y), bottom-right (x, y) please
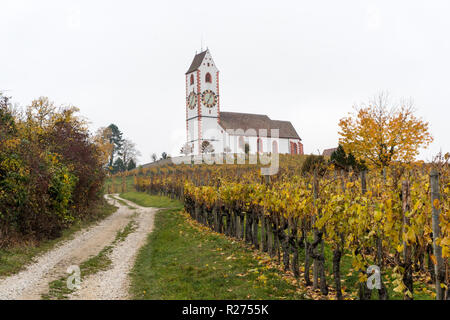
top-left (338, 93), bottom-right (433, 168)
top-left (93, 127), bottom-right (114, 168)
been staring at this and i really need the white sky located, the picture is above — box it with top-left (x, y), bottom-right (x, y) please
top-left (1, 0), bottom-right (449, 164)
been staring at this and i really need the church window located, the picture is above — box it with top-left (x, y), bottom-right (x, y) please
top-left (291, 143), bottom-right (298, 155)
top-left (205, 73), bottom-right (212, 83)
top-left (239, 136), bottom-right (244, 150)
top-left (272, 141), bottom-right (278, 154)
top-left (257, 138), bottom-right (263, 154)
top-left (190, 74), bottom-right (194, 85)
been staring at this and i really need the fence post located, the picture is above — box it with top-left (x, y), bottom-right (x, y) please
top-left (360, 170), bottom-right (367, 194)
top-left (430, 169), bottom-right (445, 300)
top-left (402, 180), bottom-right (413, 300)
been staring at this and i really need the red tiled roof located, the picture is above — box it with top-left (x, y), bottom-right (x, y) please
top-left (186, 50), bottom-right (208, 74)
top-left (219, 111), bottom-right (301, 140)
top-left (322, 148), bottom-right (337, 157)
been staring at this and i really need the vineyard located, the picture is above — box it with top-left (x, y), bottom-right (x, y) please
top-left (110, 154), bottom-right (449, 300)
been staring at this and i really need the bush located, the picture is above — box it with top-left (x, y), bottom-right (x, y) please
top-left (330, 144), bottom-right (367, 172)
top-left (301, 154), bottom-right (326, 175)
top-left (0, 95), bottom-right (106, 246)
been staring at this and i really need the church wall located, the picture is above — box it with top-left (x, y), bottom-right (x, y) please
top-left (185, 49), bottom-right (302, 157)
top-left (186, 71), bottom-right (198, 120)
top-left (279, 139), bottom-right (290, 154)
top-left (198, 52), bottom-right (219, 119)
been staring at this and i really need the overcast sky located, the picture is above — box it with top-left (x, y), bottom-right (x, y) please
top-left (1, 0), bottom-right (449, 163)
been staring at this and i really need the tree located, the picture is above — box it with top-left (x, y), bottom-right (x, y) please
top-left (121, 138), bottom-right (141, 169)
top-left (1, 94), bottom-right (106, 244)
top-left (244, 143), bottom-right (250, 155)
top-left (201, 140), bottom-right (214, 154)
top-left (93, 127), bottom-right (114, 167)
top-left (107, 124), bottom-right (123, 169)
top-left (151, 153), bottom-right (157, 162)
top-left (338, 92), bottom-right (433, 169)
top-left (112, 157), bottom-right (126, 173)
top-left (330, 144), bottom-right (366, 172)
top-left (301, 154), bottom-right (326, 175)
top-left (161, 152), bottom-right (168, 160)
top-left (127, 159), bottom-right (136, 171)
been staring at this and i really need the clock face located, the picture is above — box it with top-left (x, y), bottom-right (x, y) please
top-left (188, 92), bottom-right (196, 109)
top-left (202, 90), bottom-right (218, 108)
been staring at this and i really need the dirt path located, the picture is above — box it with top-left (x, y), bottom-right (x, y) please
top-left (0, 195), bottom-right (156, 300)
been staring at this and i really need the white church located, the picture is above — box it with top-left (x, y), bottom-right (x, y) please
top-left (185, 49), bottom-right (303, 156)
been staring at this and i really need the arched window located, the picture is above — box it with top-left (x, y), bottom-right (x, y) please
top-left (205, 73), bottom-right (212, 83)
top-left (290, 142), bottom-right (297, 155)
top-left (239, 136), bottom-right (244, 151)
top-left (190, 74), bottom-right (194, 85)
top-left (257, 138), bottom-right (263, 154)
top-left (298, 142), bottom-right (303, 155)
top-left (272, 140), bottom-right (278, 154)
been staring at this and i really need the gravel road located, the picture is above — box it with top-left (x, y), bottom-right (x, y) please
top-left (0, 195), bottom-right (156, 300)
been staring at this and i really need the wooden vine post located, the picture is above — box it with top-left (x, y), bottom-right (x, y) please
top-left (430, 169), bottom-right (445, 300)
top-left (402, 180), bottom-right (413, 299)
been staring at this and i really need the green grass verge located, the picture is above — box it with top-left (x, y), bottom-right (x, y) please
top-left (120, 191), bottom-right (181, 208)
top-left (105, 175), bottom-right (135, 194)
top-left (127, 192), bottom-right (434, 300)
top-left (128, 192), bottom-right (305, 300)
top-left (0, 200), bottom-right (118, 278)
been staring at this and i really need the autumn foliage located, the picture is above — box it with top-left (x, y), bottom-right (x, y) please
top-left (0, 95), bottom-right (107, 247)
top-left (126, 153), bottom-right (449, 300)
top-left (338, 93), bottom-right (433, 169)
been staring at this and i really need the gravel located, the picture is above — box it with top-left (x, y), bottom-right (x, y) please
top-left (0, 195), bottom-right (156, 300)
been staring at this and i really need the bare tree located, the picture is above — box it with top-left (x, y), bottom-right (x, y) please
top-left (121, 138), bottom-right (141, 168)
top-left (180, 142), bottom-right (193, 156)
top-left (151, 153), bottom-right (157, 162)
top-left (201, 140), bottom-right (214, 154)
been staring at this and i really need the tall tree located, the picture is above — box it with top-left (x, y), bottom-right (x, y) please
top-left (93, 127), bottom-right (114, 167)
top-left (107, 124), bottom-right (123, 169)
top-left (338, 92), bottom-right (433, 169)
top-left (112, 157), bottom-right (125, 173)
top-left (121, 138), bottom-right (141, 169)
top-left (330, 144), bottom-right (366, 172)
top-left (127, 159), bottom-right (136, 171)
top-left (151, 153), bottom-right (157, 162)
top-left (201, 140), bottom-right (214, 154)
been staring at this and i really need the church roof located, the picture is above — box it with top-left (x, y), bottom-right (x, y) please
top-left (186, 50), bottom-right (208, 74)
top-left (322, 148), bottom-right (337, 157)
top-left (219, 111), bottom-right (301, 140)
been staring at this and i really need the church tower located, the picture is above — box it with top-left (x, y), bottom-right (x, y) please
top-left (185, 49), bottom-right (220, 154)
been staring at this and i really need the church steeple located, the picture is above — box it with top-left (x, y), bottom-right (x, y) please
top-left (185, 49), bottom-right (220, 154)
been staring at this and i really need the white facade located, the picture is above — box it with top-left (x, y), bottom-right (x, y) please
top-left (185, 49), bottom-right (303, 156)
top-left (186, 50), bottom-right (222, 155)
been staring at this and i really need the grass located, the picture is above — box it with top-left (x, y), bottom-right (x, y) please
top-left (105, 175), bottom-right (135, 194)
top-left (126, 192), bottom-right (434, 300)
top-left (0, 200), bottom-right (118, 278)
top-left (120, 191), bottom-right (181, 208)
top-left (128, 192), bottom-right (305, 300)
top-left (110, 195), bottom-right (137, 210)
top-left (42, 218), bottom-right (138, 300)
top-left (316, 242), bottom-right (434, 300)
